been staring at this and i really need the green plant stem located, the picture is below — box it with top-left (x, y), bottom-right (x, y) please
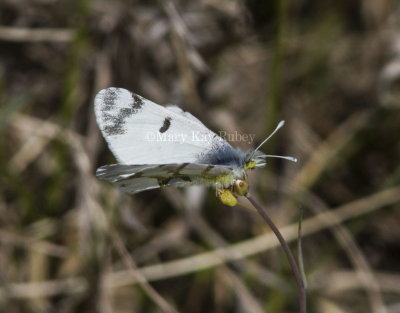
top-left (246, 195), bottom-right (306, 313)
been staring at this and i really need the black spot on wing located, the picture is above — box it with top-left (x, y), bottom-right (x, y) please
top-left (101, 88), bottom-right (144, 136)
top-left (159, 117), bottom-right (172, 133)
top-left (132, 93), bottom-right (144, 110)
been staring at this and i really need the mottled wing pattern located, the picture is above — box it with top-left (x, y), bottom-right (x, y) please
top-left (96, 163), bottom-right (234, 194)
top-left (94, 88), bottom-right (233, 165)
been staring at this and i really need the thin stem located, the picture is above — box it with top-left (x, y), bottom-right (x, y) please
top-left (298, 206), bottom-right (308, 289)
top-left (246, 195), bottom-right (306, 313)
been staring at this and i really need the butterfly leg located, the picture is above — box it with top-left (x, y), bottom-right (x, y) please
top-left (217, 188), bottom-right (237, 206)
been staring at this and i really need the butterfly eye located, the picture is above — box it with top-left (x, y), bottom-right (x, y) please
top-left (233, 179), bottom-right (249, 196)
top-left (245, 159), bottom-right (256, 169)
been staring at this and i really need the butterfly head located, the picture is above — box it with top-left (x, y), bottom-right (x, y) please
top-left (244, 150), bottom-right (268, 169)
top-left (244, 121), bottom-right (297, 170)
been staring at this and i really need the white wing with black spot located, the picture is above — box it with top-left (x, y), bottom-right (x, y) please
top-left (94, 88), bottom-right (233, 165)
top-left (96, 163), bottom-right (235, 194)
top-left (165, 105), bottom-right (205, 126)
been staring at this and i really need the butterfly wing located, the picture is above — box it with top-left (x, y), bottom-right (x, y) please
top-left (96, 163), bottom-right (234, 194)
top-left (94, 88), bottom-right (234, 165)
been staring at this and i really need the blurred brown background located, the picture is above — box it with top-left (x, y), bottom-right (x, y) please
top-left (1, 0), bottom-right (400, 312)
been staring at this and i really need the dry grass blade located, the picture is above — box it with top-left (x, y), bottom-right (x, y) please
top-left (0, 278), bottom-right (86, 300)
top-left (0, 229), bottom-right (68, 258)
top-left (0, 186), bottom-right (398, 301)
top-left (110, 230), bottom-right (179, 313)
top-left (305, 191), bottom-right (387, 313)
top-left (217, 267), bottom-right (265, 313)
top-left (290, 109), bottom-right (373, 192)
top-left (316, 297), bottom-right (348, 313)
top-left (159, 0), bottom-right (208, 74)
top-left (0, 26), bottom-right (73, 42)
top-left (9, 114), bottom-right (63, 173)
top-left (310, 271), bottom-right (400, 294)
top-left (109, 186), bottom-right (400, 287)
top-left (161, 0), bottom-right (202, 112)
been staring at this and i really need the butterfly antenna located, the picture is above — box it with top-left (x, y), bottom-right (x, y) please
top-left (254, 120), bottom-right (285, 153)
top-left (250, 120), bottom-right (297, 163)
top-left (261, 154), bottom-right (297, 162)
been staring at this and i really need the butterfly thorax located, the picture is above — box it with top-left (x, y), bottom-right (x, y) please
top-left (197, 145), bottom-right (246, 167)
top-left (197, 146), bottom-right (267, 189)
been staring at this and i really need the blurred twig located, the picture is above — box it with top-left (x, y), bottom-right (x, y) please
top-left (9, 114), bottom-right (63, 173)
top-left (217, 267), bottom-right (265, 313)
top-left (4, 268), bottom-right (400, 301)
top-left (160, 0), bottom-right (203, 113)
top-left (304, 191), bottom-right (388, 313)
top-left (310, 270), bottom-right (400, 294)
top-left (0, 26), bottom-right (73, 42)
top-left (110, 230), bottom-right (179, 313)
top-left (0, 229), bottom-right (68, 258)
top-left (159, 0), bottom-right (209, 74)
top-left (0, 277), bottom-right (86, 300)
top-left (109, 186), bottom-right (400, 286)
top-left (5, 185), bottom-right (399, 300)
top-left (290, 109), bottom-right (373, 192)
top-left (316, 297), bottom-right (348, 313)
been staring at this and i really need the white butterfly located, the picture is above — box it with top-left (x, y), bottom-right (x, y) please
top-left (94, 87), bottom-right (296, 206)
